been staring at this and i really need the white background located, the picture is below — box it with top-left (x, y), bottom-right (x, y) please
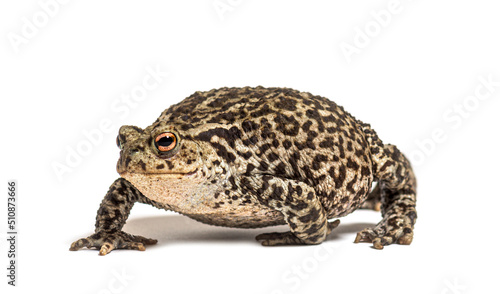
top-left (1, 1), bottom-right (499, 293)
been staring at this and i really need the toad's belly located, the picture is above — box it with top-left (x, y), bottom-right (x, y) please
top-left (183, 208), bottom-right (285, 228)
top-left (121, 172), bottom-right (285, 228)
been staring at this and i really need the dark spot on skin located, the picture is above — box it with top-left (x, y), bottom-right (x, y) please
top-left (196, 127), bottom-right (242, 149)
top-left (138, 160), bottom-right (146, 171)
top-left (211, 142), bottom-right (236, 163)
top-left (314, 154), bottom-right (328, 162)
top-left (326, 127), bottom-right (338, 133)
top-left (322, 114), bottom-right (335, 123)
top-left (290, 202), bottom-right (308, 211)
top-left (306, 141), bottom-right (316, 150)
top-left (304, 224), bottom-right (320, 235)
top-left (250, 135), bottom-right (259, 144)
top-left (274, 162), bottom-right (287, 175)
top-left (337, 144), bottom-right (345, 158)
top-left (319, 137), bottom-right (334, 148)
top-left (298, 207), bottom-right (319, 222)
top-left (258, 161), bottom-right (269, 171)
top-left (257, 179), bottom-right (270, 195)
top-left (274, 113), bottom-right (300, 136)
top-left (361, 166), bottom-right (371, 176)
top-left (228, 176), bottom-right (236, 187)
top-left (334, 166), bottom-right (346, 189)
top-left (346, 175), bottom-right (358, 194)
top-left (274, 96), bottom-right (297, 111)
top-left (270, 185), bottom-right (284, 200)
top-left (241, 120), bottom-right (259, 132)
top-left (259, 143), bottom-right (271, 154)
top-left (245, 164), bottom-right (255, 175)
top-left (346, 158), bottom-right (360, 171)
top-left (301, 165), bottom-right (314, 182)
top-left (316, 175), bottom-right (326, 182)
top-left (156, 164), bottom-right (164, 169)
top-left (294, 141), bottom-right (306, 150)
top-left (308, 131), bottom-right (318, 139)
top-left (267, 152), bottom-right (280, 162)
top-left (283, 140), bottom-right (292, 149)
top-left (347, 141), bottom-right (353, 152)
top-left (250, 103), bottom-right (274, 118)
top-left (301, 120), bottom-right (313, 132)
top-left (380, 161), bottom-right (393, 172)
top-left (261, 127), bottom-right (277, 140)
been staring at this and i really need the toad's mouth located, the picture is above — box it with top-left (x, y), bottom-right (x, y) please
top-left (119, 168), bottom-right (198, 177)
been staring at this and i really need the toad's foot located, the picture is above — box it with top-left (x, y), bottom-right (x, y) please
top-left (69, 230), bottom-right (157, 256)
top-left (256, 219), bottom-right (340, 246)
top-left (354, 215), bottom-right (414, 249)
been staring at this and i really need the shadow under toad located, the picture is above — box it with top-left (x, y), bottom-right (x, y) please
top-left (124, 214), bottom-right (375, 247)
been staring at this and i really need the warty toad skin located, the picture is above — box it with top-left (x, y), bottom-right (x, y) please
top-left (70, 86), bottom-right (417, 255)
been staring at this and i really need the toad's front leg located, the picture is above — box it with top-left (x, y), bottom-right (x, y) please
top-left (70, 178), bottom-right (159, 255)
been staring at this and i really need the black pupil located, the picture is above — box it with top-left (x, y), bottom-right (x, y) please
top-left (157, 136), bottom-right (174, 147)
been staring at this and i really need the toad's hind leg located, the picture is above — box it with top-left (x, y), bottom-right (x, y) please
top-left (245, 175), bottom-right (339, 246)
top-left (355, 143), bottom-right (417, 249)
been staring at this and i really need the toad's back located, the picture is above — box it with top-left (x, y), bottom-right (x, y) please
top-left (156, 86), bottom-right (374, 219)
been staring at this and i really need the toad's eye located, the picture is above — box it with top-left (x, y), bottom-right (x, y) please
top-left (154, 132), bottom-right (177, 152)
